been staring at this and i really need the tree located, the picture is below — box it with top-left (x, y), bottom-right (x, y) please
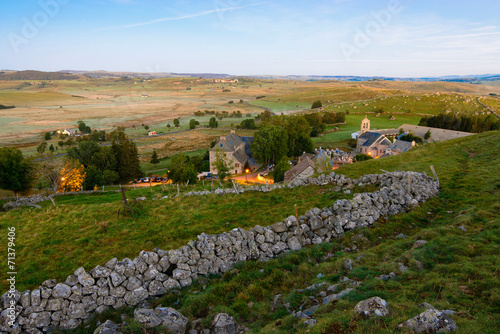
top-left (0, 147), bottom-right (35, 195)
top-left (167, 123), bottom-right (171, 129)
top-left (304, 113), bottom-right (323, 128)
top-left (274, 156), bottom-right (291, 183)
top-left (144, 125), bottom-right (149, 130)
top-left (167, 154), bottom-right (197, 184)
top-left (322, 112), bottom-right (346, 124)
top-left (103, 170), bottom-right (119, 185)
top-left (150, 149), bottom-right (160, 164)
top-left (111, 130), bottom-right (142, 181)
top-left (44, 132), bottom-right (52, 140)
top-left (399, 133), bottom-right (423, 144)
top-left (38, 155), bottom-right (64, 193)
top-left (208, 117), bottom-right (218, 128)
top-left (238, 119), bottom-right (256, 129)
top-left (260, 110), bottom-right (272, 123)
top-left (77, 121), bottom-right (91, 134)
top-left (91, 146), bottom-right (117, 172)
top-left (424, 130), bottom-right (431, 140)
top-left (67, 140), bottom-right (100, 167)
top-left (311, 100), bottom-right (322, 109)
top-left (273, 115), bottom-right (311, 156)
top-left (82, 165), bottom-right (103, 190)
top-left (251, 125), bottom-right (288, 167)
top-left (49, 144), bottom-right (55, 153)
top-left (58, 160), bottom-right (85, 193)
top-left (58, 141), bottom-right (64, 148)
top-left (211, 148), bottom-right (234, 180)
top-left (293, 134), bottom-right (314, 156)
top-left (37, 142), bottom-right (47, 155)
top-left (189, 119), bottom-right (199, 129)
top-left (173, 118), bottom-right (180, 128)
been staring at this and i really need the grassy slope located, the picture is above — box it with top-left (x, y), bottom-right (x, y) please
top-left (1, 133), bottom-right (499, 332)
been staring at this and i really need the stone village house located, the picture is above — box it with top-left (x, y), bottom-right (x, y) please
top-left (209, 130), bottom-right (253, 175)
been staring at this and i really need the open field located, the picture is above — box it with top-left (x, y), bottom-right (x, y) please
top-left (1, 130), bottom-right (498, 333)
top-left (1, 77), bottom-right (500, 147)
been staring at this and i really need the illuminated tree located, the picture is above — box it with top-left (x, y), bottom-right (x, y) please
top-left (58, 161), bottom-right (85, 193)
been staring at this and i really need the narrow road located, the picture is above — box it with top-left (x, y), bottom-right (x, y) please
top-left (243, 101), bottom-right (271, 112)
top-left (477, 97), bottom-right (500, 119)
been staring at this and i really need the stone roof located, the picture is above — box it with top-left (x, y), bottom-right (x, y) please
top-left (284, 157), bottom-right (315, 182)
top-left (389, 139), bottom-right (413, 153)
top-left (210, 132), bottom-right (245, 152)
top-left (232, 148), bottom-right (249, 164)
top-left (397, 124), bottom-right (474, 142)
top-left (299, 152), bottom-right (315, 161)
top-left (358, 131), bottom-right (391, 147)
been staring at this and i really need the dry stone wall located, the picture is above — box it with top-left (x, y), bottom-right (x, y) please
top-left (0, 171), bottom-right (439, 334)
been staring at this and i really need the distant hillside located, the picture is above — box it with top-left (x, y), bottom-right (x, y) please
top-left (0, 70), bottom-right (80, 81)
top-left (11, 69), bottom-right (499, 83)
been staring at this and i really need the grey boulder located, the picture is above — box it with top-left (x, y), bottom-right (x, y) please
top-left (212, 313), bottom-right (239, 334)
top-left (134, 307), bottom-right (188, 334)
top-left (94, 320), bottom-right (122, 334)
top-left (353, 297), bottom-right (390, 318)
top-left (398, 308), bottom-right (457, 333)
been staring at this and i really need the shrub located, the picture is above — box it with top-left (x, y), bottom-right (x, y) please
top-left (311, 100), bottom-right (322, 109)
top-left (355, 153), bottom-right (373, 161)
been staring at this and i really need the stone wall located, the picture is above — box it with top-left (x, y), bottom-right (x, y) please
top-left (0, 171), bottom-right (439, 334)
top-left (2, 191), bottom-right (112, 211)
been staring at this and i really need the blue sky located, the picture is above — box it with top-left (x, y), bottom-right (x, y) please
top-left (0, 0), bottom-right (499, 77)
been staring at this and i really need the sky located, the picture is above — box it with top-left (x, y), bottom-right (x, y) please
top-left (0, 0), bottom-right (499, 77)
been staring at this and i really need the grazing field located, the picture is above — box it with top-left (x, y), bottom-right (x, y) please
top-left (1, 130), bottom-right (498, 333)
top-left (1, 77), bottom-right (499, 147)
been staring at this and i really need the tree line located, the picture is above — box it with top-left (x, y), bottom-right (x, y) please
top-left (419, 113), bottom-right (500, 133)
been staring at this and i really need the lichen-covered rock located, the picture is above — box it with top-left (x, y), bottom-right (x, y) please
top-left (155, 307), bottom-right (188, 333)
top-left (52, 283), bottom-right (72, 299)
top-left (93, 320), bottom-right (121, 334)
top-left (212, 313), bottom-right (238, 334)
top-left (133, 308), bottom-right (163, 328)
top-left (124, 287), bottom-right (149, 306)
top-left (354, 297), bottom-right (389, 318)
top-left (77, 271), bottom-right (95, 287)
top-left (135, 307), bottom-right (188, 333)
top-left (398, 308), bottom-right (458, 333)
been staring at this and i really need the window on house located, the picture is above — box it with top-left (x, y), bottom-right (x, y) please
top-left (235, 163), bottom-right (239, 167)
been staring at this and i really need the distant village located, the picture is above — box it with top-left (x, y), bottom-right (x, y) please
top-left (207, 117), bottom-right (474, 184)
